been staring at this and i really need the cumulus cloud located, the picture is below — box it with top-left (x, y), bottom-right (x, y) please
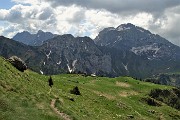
top-left (0, 0), bottom-right (179, 46)
top-left (11, 0), bottom-right (40, 5)
top-left (149, 5), bottom-right (180, 46)
top-left (0, 2), bottom-right (57, 37)
top-left (43, 0), bottom-right (180, 15)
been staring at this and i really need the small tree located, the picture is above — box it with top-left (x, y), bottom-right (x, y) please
top-left (48, 76), bottom-right (53, 87)
top-left (70, 86), bottom-right (81, 95)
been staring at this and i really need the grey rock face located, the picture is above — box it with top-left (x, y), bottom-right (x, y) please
top-left (39, 35), bottom-right (112, 76)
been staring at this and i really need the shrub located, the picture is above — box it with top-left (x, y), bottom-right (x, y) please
top-left (70, 86), bottom-right (81, 95)
top-left (141, 97), bottom-right (161, 106)
top-left (149, 88), bottom-right (180, 110)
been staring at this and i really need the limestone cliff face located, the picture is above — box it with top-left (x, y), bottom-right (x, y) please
top-left (38, 34), bottom-right (112, 75)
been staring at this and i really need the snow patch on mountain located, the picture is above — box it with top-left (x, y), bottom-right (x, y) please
top-left (117, 26), bottom-right (124, 31)
top-left (107, 27), bottom-right (115, 31)
top-left (46, 50), bottom-right (52, 59)
top-left (122, 63), bottom-right (128, 71)
top-left (57, 61), bottom-right (61, 65)
top-left (67, 60), bottom-right (78, 73)
top-left (117, 36), bottom-right (122, 41)
top-left (137, 28), bottom-right (144, 33)
top-left (72, 59), bottom-right (77, 67)
top-left (67, 64), bottom-right (73, 73)
top-left (105, 43), bottom-right (111, 46)
top-left (124, 27), bottom-right (131, 30)
top-left (40, 70), bottom-right (44, 74)
top-left (131, 44), bottom-right (161, 55)
top-left (116, 26), bottom-right (130, 31)
top-left (85, 45), bottom-right (87, 50)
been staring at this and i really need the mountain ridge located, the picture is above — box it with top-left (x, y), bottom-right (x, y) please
top-left (94, 23), bottom-right (180, 61)
top-left (12, 30), bottom-right (57, 46)
top-left (1, 23), bottom-right (180, 82)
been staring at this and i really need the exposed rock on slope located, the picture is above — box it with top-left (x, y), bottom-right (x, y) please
top-left (8, 56), bottom-right (27, 72)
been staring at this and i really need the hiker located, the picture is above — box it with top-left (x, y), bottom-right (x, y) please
top-left (48, 76), bottom-right (53, 87)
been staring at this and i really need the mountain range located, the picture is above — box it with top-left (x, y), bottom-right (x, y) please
top-left (1, 23), bottom-right (180, 81)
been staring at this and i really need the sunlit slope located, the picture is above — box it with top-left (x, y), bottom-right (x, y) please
top-left (0, 57), bottom-right (179, 120)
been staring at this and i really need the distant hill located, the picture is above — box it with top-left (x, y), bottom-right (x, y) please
top-left (0, 56), bottom-right (180, 120)
top-left (12, 30), bottom-right (57, 46)
top-left (145, 73), bottom-right (180, 87)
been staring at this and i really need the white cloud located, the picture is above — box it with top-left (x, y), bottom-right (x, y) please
top-left (146, 5), bottom-right (180, 46)
top-left (0, 1), bottom-right (179, 46)
top-left (43, 0), bottom-right (180, 15)
top-left (11, 0), bottom-right (40, 5)
top-left (0, 2), bottom-right (57, 37)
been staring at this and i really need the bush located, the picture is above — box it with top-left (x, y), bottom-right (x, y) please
top-left (70, 86), bottom-right (81, 95)
top-left (141, 97), bottom-right (161, 106)
top-left (149, 88), bottom-right (180, 110)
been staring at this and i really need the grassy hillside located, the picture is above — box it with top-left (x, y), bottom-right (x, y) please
top-left (0, 57), bottom-right (180, 120)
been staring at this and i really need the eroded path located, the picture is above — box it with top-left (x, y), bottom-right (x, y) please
top-left (50, 99), bottom-right (72, 120)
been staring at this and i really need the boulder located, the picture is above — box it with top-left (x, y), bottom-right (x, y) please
top-left (8, 56), bottom-right (27, 72)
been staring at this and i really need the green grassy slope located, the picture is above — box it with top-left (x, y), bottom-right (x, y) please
top-left (0, 57), bottom-right (180, 120)
top-left (0, 57), bottom-right (61, 120)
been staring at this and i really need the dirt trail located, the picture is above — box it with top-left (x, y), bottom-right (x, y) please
top-left (50, 99), bottom-right (72, 120)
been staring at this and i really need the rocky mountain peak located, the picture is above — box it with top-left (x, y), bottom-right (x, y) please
top-left (95, 23), bottom-right (180, 60)
top-left (116, 23), bottom-right (150, 34)
top-left (12, 30), bottom-right (57, 46)
top-left (21, 31), bottom-right (30, 34)
top-left (37, 30), bottom-right (44, 33)
top-left (116, 23), bottom-right (135, 31)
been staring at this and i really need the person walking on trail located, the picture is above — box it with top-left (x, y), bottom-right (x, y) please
top-left (48, 76), bottom-right (53, 87)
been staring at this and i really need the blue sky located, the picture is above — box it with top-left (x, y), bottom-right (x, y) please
top-left (0, 0), bottom-right (180, 46)
top-left (0, 0), bottom-right (15, 9)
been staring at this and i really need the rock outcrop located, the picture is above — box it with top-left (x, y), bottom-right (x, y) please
top-left (8, 56), bottom-right (27, 72)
